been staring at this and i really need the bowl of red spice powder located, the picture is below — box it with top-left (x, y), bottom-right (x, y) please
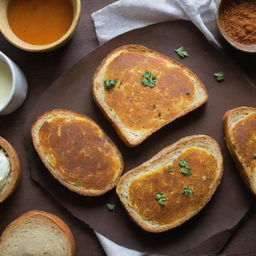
top-left (217, 0), bottom-right (256, 53)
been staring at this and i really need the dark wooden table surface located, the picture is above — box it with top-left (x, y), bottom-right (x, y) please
top-left (0, 1), bottom-right (256, 255)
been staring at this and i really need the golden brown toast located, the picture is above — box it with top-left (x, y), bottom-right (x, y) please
top-left (31, 109), bottom-right (124, 196)
top-left (93, 45), bottom-right (208, 147)
top-left (224, 106), bottom-right (256, 195)
top-left (116, 135), bottom-right (223, 232)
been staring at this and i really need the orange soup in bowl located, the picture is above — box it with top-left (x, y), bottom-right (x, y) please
top-left (7, 0), bottom-right (74, 45)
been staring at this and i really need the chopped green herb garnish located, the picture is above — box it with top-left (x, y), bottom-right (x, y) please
top-left (179, 159), bottom-right (191, 176)
top-left (167, 165), bottom-right (173, 172)
top-left (155, 192), bottom-right (167, 206)
top-left (152, 104), bottom-right (156, 109)
top-left (104, 79), bottom-right (118, 89)
top-left (181, 167), bottom-right (191, 176)
top-left (106, 203), bottom-right (116, 211)
top-left (253, 153), bottom-right (256, 159)
top-left (74, 181), bottom-right (82, 186)
top-left (175, 47), bottom-right (188, 58)
top-left (183, 186), bottom-right (193, 197)
top-left (141, 71), bottom-right (157, 88)
top-left (214, 72), bottom-right (224, 82)
top-left (179, 159), bottom-right (189, 168)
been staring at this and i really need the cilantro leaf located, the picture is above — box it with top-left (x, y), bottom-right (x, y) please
top-left (155, 192), bottom-right (167, 206)
top-left (214, 72), bottom-right (224, 82)
top-left (141, 71), bottom-right (157, 88)
top-left (104, 79), bottom-right (118, 89)
top-left (106, 203), bottom-right (116, 211)
top-left (183, 186), bottom-right (193, 197)
top-left (181, 167), bottom-right (191, 176)
top-left (179, 159), bottom-right (192, 176)
top-left (175, 47), bottom-right (188, 58)
top-left (253, 153), bottom-right (256, 159)
top-left (179, 159), bottom-right (189, 168)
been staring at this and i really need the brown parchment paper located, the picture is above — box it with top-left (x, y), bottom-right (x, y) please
top-left (25, 21), bottom-right (254, 255)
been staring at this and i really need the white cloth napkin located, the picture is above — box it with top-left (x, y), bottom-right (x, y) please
top-left (92, 1), bottom-right (219, 255)
top-left (92, 0), bottom-right (219, 46)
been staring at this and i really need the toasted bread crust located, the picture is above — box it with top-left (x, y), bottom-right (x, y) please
top-left (0, 210), bottom-right (76, 256)
top-left (93, 44), bottom-right (208, 147)
top-left (116, 135), bottom-right (223, 232)
top-left (224, 106), bottom-right (256, 195)
top-left (0, 137), bottom-right (21, 203)
top-left (31, 109), bottom-right (124, 196)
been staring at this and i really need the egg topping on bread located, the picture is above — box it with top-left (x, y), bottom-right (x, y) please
top-left (232, 113), bottom-right (256, 171)
top-left (93, 45), bottom-right (208, 147)
top-left (116, 135), bottom-right (223, 232)
top-left (128, 147), bottom-right (218, 225)
top-left (104, 51), bottom-right (196, 131)
top-left (32, 109), bottom-right (123, 196)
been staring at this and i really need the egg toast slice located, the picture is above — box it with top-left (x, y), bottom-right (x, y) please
top-left (32, 109), bottom-right (124, 196)
top-left (224, 106), bottom-right (256, 195)
top-left (93, 45), bottom-right (208, 147)
top-left (116, 135), bottom-right (223, 232)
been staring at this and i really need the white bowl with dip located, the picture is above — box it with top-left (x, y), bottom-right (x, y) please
top-left (0, 136), bottom-right (21, 203)
top-left (0, 148), bottom-right (11, 191)
top-left (0, 51), bottom-right (28, 116)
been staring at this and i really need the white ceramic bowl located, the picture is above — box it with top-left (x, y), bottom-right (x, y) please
top-left (0, 52), bottom-right (28, 116)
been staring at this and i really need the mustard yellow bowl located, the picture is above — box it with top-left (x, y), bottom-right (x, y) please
top-left (0, 0), bottom-right (81, 52)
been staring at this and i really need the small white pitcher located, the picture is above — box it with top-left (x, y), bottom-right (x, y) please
top-left (0, 51), bottom-right (28, 116)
